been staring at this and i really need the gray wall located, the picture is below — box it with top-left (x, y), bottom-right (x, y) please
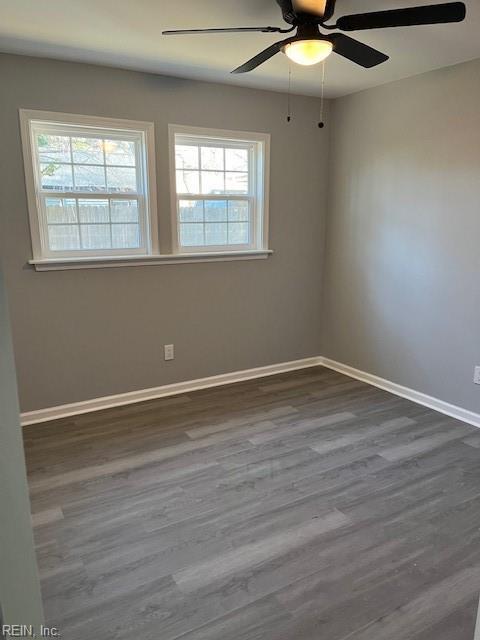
top-left (0, 53), bottom-right (329, 412)
top-left (0, 267), bottom-right (44, 626)
top-left (3, 53), bottom-right (478, 417)
top-left (322, 58), bottom-right (480, 414)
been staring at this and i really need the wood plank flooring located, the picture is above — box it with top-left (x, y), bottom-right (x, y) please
top-left (23, 366), bottom-right (480, 639)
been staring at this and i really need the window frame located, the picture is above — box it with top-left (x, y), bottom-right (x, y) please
top-left (168, 124), bottom-right (270, 255)
top-left (20, 110), bottom-right (159, 261)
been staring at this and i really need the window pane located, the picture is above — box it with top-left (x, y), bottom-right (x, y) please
top-left (228, 222), bottom-right (249, 245)
top-left (78, 199), bottom-right (109, 223)
top-left (205, 223), bottom-right (228, 245)
top-left (111, 224), bottom-right (140, 248)
top-left (176, 170), bottom-right (200, 194)
top-left (201, 171), bottom-right (224, 195)
top-left (176, 145), bottom-right (198, 170)
top-left (204, 200), bottom-right (227, 222)
top-left (74, 165), bottom-right (106, 191)
top-left (180, 223), bottom-right (204, 247)
top-left (228, 200), bottom-right (249, 222)
top-left (80, 224), bottom-right (111, 249)
top-left (106, 166), bottom-right (137, 192)
top-left (225, 172), bottom-right (248, 194)
top-left (30, 120), bottom-right (153, 259)
top-left (45, 198), bottom-right (77, 223)
top-left (201, 147), bottom-right (224, 171)
top-left (105, 140), bottom-right (136, 166)
top-left (179, 200), bottom-right (203, 222)
top-left (225, 148), bottom-right (248, 172)
top-left (37, 134), bottom-right (71, 163)
top-left (40, 163), bottom-right (73, 190)
top-left (48, 225), bottom-right (80, 251)
top-left (111, 200), bottom-right (139, 223)
top-left (72, 137), bottom-right (103, 164)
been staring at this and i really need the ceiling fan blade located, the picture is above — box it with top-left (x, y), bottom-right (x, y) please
top-left (231, 38), bottom-right (291, 74)
top-left (162, 26), bottom-right (286, 35)
top-left (292, 0), bottom-right (328, 17)
top-left (336, 2), bottom-right (466, 31)
top-left (327, 33), bottom-right (389, 68)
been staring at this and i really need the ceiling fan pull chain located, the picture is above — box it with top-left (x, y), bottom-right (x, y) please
top-left (287, 63), bottom-right (293, 122)
top-left (318, 60), bottom-right (326, 129)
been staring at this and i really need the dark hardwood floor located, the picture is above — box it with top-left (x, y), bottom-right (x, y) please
top-left (23, 366), bottom-right (480, 639)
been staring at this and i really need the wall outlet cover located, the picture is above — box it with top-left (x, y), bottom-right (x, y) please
top-left (474, 366), bottom-right (480, 385)
top-left (164, 344), bottom-right (174, 361)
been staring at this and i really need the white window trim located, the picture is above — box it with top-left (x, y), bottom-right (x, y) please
top-left (168, 124), bottom-right (270, 255)
top-left (27, 250), bottom-right (273, 271)
top-left (20, 109), bottom-right (159, 262)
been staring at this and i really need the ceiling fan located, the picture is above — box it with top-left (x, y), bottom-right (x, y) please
top-left (162, 1), bottom-right (466, 73)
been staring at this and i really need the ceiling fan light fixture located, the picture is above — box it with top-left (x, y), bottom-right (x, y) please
top-left (283, 39), bottom-right (333, 66)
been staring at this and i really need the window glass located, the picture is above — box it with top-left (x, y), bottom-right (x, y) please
top-left (26, 115), bottom-right (152, 258)
top-left (172, 131), bottom-right (266, 252)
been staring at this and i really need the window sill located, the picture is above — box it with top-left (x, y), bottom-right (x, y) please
top-left (28, 250), bottom-right (273, 271)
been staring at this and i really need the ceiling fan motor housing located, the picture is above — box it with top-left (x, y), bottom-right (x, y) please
top-left (276, 0), bottom-right (298, 24)
top-left (276, 0), bottom-right (337, 25)
top-left (295, 23), bottom-right (324, 40)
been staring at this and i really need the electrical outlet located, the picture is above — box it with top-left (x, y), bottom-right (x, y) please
top-left (474, 366), bottom-right (480, 385)
top-left (164, 344), bottom-right (174, 361)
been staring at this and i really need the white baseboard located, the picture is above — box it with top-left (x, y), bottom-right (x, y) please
top-left (319, 357), bottom-right (480, 429)
top-left (20, 357), bottom-right (322, 426)
top-left (21, 355), bottom-right (480, 429)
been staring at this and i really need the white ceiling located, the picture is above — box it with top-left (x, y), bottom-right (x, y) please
top-left (1, 0), bottom-right (479, 98)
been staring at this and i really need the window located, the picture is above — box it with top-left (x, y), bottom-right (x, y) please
top-left (20, 110), bottom-right (158, 261)
top-left (169, 125), bottom-right (270, 253)
top-left (20, 114), bottom-right (271, 270)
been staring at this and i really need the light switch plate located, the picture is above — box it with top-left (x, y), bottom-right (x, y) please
top-left (164, 344), bottom-right (174, 361)
top-left (474, 366), bottom-right (480, 385)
